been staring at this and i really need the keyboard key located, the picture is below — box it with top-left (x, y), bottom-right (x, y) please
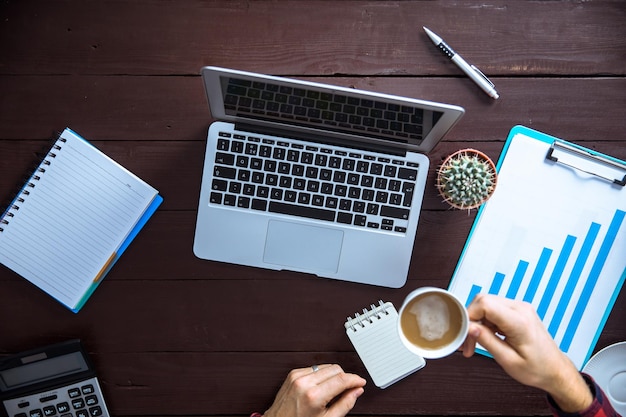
top-left (366, 203), bottom-right (379, 215)
top-left (252, 199), bottom-right (267, 211)
top-left (210, 192), bottom-right (222, 204)
top-left (228, 182), bottom-right (241, 194)
top-left (270, 188), bottom-right (283, 200)
top-left (269, 202), bottom-right (335, 222)
top-left (337, 212), bottom-right (353, 224)
top-left (398, 167), bottom-right (418, 180)
top-left (257, 186), bottom-right (269, 198)
top-left (215, 152), bottom-right (235, 165)
top-left (237, 196), bottom-right (250, 208)
top-left (312, 195), bottom-right (324, 206)
top-left (214, 166), bottom-right (236, 179)
top-left (354, 215), bottom-right (367, 226)
top-left (212, 179), bottom-right (227, 191)
top-left (325, 197), bottom-right (338, 209)
top-left (236, 155), bottom-right (249, 167)
top-left (293, 178), bottom-right (306, 190)
top-left (284, 190), bottom-right (297, 202)
top-left (243, 184), bottom-right (255, 195)
top-left (384, 165), bottom-right (397, 177)
top-left (224, 195), bottom-right (236, 206)
top-left (381, 205), bottom-right (410, 219)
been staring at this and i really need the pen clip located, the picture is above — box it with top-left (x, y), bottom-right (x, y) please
top-left (470, 65), bottom-right (495, 88)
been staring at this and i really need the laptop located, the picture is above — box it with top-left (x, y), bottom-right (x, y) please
top-left (193, 66), bottom-right (464, 288)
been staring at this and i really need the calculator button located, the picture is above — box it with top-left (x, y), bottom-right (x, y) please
top-left (18, 401), bottom-right (30, 408)
top-left (89, 406), bottom-right (103, 416)
top-left (76, 410), bottom-right (89, 417)
top-left (43, 406), bottom-right (57, 416)
top-left (29, 410), bottom-right (43, 417)
top-left (81, 384), bottom-right (95, 395)
top-left (85, 395), bottom-right (98, 407)
top-left (56, 402), bottom-right (70, 413)
top-left (68, 388), bottom-right (81, 398)
top-left (71, 398), bottom-right (85, 409)
top-left (15, 413), bottom-right (27, 417)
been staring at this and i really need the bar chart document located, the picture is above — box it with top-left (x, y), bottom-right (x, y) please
top-left (448, 125), bottom-right (626, 370)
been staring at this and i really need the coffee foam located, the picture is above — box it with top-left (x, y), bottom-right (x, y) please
top-left (409, 294), bottom-right (450, 341)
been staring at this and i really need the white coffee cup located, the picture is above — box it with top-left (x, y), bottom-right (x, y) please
top-left (397, 287), bottom-right (469, 359)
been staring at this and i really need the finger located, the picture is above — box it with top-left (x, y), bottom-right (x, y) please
top-left (285, 364), bottom-right (334, 384)
top-left (274, 365), bottom-right (334, 399)
top-left (302, 364), bottom-right (345, 385)
top-left (325, 386), bottom-right (365, 417)
top-left (467, 294), bottom-right (521, 332)
top-left (460, 322), bottom-right (481, 357)
top-left (473, 321), bottom-right (520, 366)
top-left (314, 371), bottom-right (366, 406)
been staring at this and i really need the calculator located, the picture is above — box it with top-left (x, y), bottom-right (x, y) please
top-left (0, 340), bottom-right (111, 417)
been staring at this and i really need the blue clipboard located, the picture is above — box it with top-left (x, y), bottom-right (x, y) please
top-left (448, 125), bottom-right (626, 369)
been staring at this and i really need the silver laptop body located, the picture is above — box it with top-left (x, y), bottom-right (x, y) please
top-left (194, 66), bottom-right (464, 288)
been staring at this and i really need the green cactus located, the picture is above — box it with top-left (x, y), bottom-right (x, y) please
top-left (436, 149), bottom-right (497, 210)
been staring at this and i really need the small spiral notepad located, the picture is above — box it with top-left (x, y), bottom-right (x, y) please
top-left (345, 301), bottom-right (425, 388)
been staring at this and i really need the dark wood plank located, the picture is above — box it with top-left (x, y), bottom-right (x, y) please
top-left (0, 76), bottom-right (625, 142)
top-left (2, 277), bottom-right (623, 354)
top-left (92, 352), bottom-right (551, 416)
top-left (1, 1), bottom-right (624, 76)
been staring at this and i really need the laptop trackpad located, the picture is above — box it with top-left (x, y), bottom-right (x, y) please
top-left (263, 220), bottom-right (343, 273)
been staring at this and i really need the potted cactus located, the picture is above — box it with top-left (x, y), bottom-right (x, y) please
top-left (436, 148), bottom-right (497, 211)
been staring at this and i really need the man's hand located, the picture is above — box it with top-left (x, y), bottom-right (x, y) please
top-left (263, 364), bottom-right (366, 417)
top-left (461, 294), bottom-right (593, 413)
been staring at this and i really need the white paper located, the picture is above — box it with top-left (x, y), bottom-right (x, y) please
top-left (0, 129), bottom-right (158, 310)
top-left (449, 131), bottom-right (626, 369)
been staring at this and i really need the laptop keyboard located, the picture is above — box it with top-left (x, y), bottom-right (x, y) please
top-left (209, 130), bottom-right (420, 234)
top-left (223, 77), bottom-right (435, 144)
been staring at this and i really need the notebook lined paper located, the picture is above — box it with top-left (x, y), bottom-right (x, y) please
top-left (0, 128), bottom-right (160, 311)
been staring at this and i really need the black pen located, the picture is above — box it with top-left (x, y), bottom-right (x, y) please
top-left (423, 27), bottom-right (499, 100)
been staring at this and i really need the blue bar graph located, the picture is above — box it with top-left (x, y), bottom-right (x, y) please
top-left (462, 208), bottom-right (625, 356)
top-left (537, 235), bottom-right (577, 319)
top-left (506, 260), bottom-right (529, 298)
top-left (489, 272), bottom-right (505, 294)
top-left (560, 209), bottom-right (625, 351)
top-left (466, 284), bottom-right (482, 307)
top-left (547, 222), bottom-right (601, 337)
top-left (523, 247), bottom-right (552, 303)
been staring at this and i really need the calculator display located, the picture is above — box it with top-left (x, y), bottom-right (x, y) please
top-left (0, 352), bottom-right (88, 391)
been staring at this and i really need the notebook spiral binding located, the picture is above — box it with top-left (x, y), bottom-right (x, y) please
top-left (0, 136), bottom-right (66, 233)
top-left (345, 300), bottom-right (390, 332)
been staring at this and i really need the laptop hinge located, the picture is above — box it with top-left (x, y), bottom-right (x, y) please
top-left (233, 122), bottom-right (407, 157)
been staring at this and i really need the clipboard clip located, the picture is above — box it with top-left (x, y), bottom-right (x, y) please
top-left (546, 140), bottom-right (626, 187)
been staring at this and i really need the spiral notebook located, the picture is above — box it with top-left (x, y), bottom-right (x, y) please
top-left (345, 301), bottom-right (425, 388)
top-left (0, 128), bottom-right (162, 312)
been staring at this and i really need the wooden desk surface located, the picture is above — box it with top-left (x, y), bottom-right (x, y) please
top-left (1, 1), bottom-right (625, 416)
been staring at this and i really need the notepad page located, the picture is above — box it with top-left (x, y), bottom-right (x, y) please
top-left (0, 129), bottom-right (158, 309)
top-left (346, 303), bottom-right (425, 388)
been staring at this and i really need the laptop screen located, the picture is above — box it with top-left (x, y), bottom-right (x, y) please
top-left (219, 76), bottom-right (444, 148)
